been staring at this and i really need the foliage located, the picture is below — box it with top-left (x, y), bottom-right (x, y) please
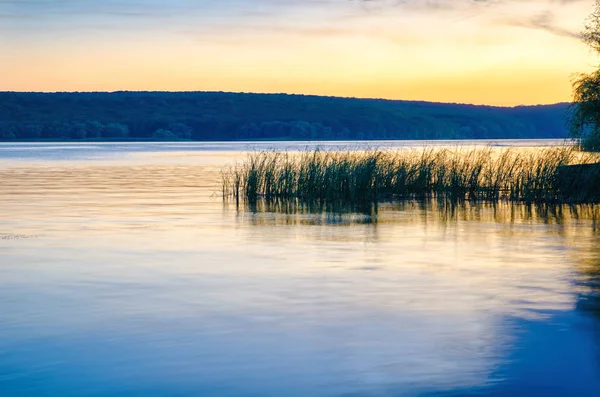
top-left (582, 0), bottom-right (600, 55)
top-left (0, 92), bottom-right (569, 141)
top-left (570, 0), bottom-right (600, 151)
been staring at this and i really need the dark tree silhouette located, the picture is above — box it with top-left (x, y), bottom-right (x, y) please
top-left (0, 91), bottom-right (569, 142)
top-left (570, 0), bottom-right (600, 151)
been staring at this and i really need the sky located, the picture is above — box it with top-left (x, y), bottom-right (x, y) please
top-left (0, 0), bottom-right (598, 105)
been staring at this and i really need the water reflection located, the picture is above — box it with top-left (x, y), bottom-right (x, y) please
top-left (575, 241), bottom-right (600, 317)
top-left (1, 145), bottom-right (600, 396)
top-left (574, 245), bottom-right (600, 386)
top-left (234, 198), bottom-right (600, 231)
top-left (229, 199), bottom-right (600, 395)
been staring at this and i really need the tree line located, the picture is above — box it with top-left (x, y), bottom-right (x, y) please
top-left (0, 91), bottom-right (569, 141)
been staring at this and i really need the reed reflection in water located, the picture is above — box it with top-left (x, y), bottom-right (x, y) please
top-left (235, 198), bottom-right (599, 229)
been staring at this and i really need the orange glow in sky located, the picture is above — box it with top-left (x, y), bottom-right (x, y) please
top-left (0, 0), bottom-right (597, 105)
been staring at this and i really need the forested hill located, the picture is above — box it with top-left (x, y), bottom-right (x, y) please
top-left (0, 91), bottom-right (570, 141)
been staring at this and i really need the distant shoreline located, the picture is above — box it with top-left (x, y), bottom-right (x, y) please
top-left (0, 92), bottom-right (570, 142)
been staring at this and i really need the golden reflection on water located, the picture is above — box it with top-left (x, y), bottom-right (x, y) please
top-left (1, 160), bottom-right (599, 314)
top-left (234, 199), bottom-right (600, 229)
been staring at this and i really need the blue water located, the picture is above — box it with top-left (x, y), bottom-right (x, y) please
top-left (0, 142), bottom-right (598, 396)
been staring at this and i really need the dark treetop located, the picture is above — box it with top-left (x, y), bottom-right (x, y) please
top-left (0, 91), bottom-right (569, 141)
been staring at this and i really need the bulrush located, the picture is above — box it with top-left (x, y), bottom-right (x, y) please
top-left (222, 147), bottom-right (600, 205)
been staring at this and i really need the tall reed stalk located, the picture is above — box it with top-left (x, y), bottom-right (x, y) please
top-left (222, 147), bottom-right (600, 205)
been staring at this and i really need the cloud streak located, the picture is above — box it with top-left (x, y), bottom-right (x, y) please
top-left (0, 0), bottom-right (588, 42)
top-left (503, 10), bottom-right (582, 39)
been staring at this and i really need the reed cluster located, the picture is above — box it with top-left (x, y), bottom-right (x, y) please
top-left (221, 147), bottom-right (600, 205)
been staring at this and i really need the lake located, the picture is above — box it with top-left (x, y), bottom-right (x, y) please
top-left (0, 141), bottom-right (599, 397)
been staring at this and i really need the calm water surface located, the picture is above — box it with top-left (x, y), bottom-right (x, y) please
top-left (0, 141), bottom-right (599, 397)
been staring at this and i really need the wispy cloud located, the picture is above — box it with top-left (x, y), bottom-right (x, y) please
top-left (502, 10), bottom-right (582, 39)
top-left (0, 0), bottom-right (589, 41)
top-left (346, 0), bottom-right (587, 40)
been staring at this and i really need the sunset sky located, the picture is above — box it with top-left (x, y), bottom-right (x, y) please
top-left (0, 0), bottom-right (598, 105)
